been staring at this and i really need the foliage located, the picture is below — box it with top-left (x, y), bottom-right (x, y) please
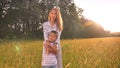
top-left (0, 0), bottom-right (111, 39)
top-left (80, 17), bottom-right (110, 38)
top-left (0, 0), bottom-right (43, 39)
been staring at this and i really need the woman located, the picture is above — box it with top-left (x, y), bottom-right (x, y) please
top-left (42, 6), bottom-right (63, 68)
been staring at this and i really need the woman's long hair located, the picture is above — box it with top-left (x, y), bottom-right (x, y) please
top-left (48, 6), bottom-right (63, 31)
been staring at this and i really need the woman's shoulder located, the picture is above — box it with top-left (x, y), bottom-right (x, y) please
top-left (43, 21), bottom-right (49, 26)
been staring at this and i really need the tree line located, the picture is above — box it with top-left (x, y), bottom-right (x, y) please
top-left (0, 0), bottom-right (110, 39)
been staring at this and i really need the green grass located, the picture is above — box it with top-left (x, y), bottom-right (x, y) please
top-left (0, 37), bottom-right (120, 68)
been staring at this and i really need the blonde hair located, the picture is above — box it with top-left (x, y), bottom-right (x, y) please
top-left (48, 6), bottom-right (63, 31)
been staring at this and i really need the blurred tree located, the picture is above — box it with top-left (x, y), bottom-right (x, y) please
top-left (0, 0), bottom-right (109, 39)
top-left (80, 18), bottom-right (110, 38)
top-left (0, 0), bottom-right (43, 39)
top-left (0, 0), bottom-right (12, 38)
top-left (0, 0), bottom-right (84, 39)
top-left (59, 0), bottom-right (83, 38)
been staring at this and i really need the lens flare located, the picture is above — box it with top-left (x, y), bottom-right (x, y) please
top-left (14, 43), bottom-right (21, 52)
top-left (15, 45), bottom-right (20, 52)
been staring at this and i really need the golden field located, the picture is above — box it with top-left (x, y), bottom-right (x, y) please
top-left (0, 37), bottom-right (120, 68)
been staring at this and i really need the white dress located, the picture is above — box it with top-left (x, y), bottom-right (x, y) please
top-left (42, 21), bottom-right (63, 68)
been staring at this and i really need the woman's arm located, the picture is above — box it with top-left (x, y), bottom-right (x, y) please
top-left (56, 31), bottom-right (61, 43)
top-left (43, 23), bottom-right (49, 41)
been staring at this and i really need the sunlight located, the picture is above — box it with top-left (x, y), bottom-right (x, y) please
top-left (14, 43), bottom-right (21, 52)
top-left (74, 0), bottom-right (120, 32)
top-left (15, 45), bottom-right (20, 52)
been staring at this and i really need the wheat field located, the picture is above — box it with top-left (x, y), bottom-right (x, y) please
top-left (0, 37), bottom-right (120, 68)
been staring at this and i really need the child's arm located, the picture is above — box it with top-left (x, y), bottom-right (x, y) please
top-left (43, 40), bottom-right (51, 54)
top-left (47, 43), bottom-right (58, 54)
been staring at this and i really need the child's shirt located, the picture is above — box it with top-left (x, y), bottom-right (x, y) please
top-left (42, 42), bottom-right (58, 66)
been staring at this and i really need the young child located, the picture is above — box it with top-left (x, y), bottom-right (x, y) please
top-left (42, 31), bottom-right (58, 68)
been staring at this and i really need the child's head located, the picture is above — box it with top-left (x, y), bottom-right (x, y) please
top-left (48, 31), bottom-right (58, 42)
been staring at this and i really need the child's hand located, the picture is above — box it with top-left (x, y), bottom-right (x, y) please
top-left (44, 40), bottom-right (50, 47)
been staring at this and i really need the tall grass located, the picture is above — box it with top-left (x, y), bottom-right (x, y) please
top-left (0, 37), bottom-right (120, 68)
top-left (0, 40), bottom-right (43, 68)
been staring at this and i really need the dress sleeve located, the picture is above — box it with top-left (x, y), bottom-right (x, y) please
top-left (43, 23), bottom-right (49, 41)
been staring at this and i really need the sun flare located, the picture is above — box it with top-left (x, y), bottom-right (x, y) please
top-left (74, 0), bottom-right (120, 32)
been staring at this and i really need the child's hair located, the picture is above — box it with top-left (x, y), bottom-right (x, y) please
top-left (48, 31), bottom-right (58, 37)
top-left (50, 31), bottom-right (58, 36)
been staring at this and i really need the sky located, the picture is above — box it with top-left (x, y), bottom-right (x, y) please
top-left (74, 0), bottom-right (120, 32)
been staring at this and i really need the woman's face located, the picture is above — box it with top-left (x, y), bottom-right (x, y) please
top-left (49, 10), bottom-right (57, 20)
